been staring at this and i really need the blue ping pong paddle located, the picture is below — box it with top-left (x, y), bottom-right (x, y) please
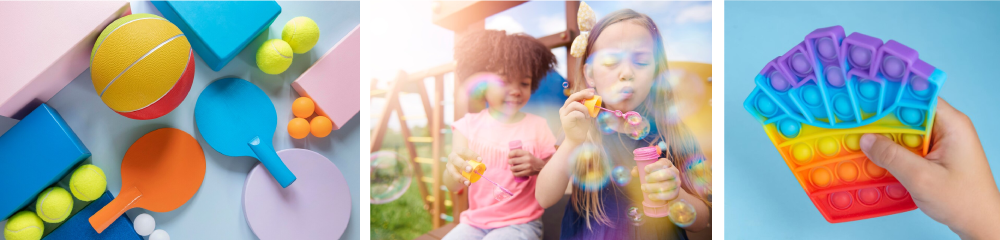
top-left (195, 78), bottom-right (295, 187)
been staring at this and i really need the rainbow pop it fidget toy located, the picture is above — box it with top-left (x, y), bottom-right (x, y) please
top-left (743, 26), bottom-right (946, 223)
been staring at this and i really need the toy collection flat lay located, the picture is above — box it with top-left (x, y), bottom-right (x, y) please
top-left (744, 26), bottom-right (945, 223)
top-left (0, 2), bottom-right (359, 240)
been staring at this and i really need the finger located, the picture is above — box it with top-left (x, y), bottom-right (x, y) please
top-left (511, 163), bottom-right (532, 173)
top-left (563, 102), bottom-right (591, 118)
top-left (446, 163), bottom-right (469, 185)
top-left (644, 160), bottom-right (671, 175)
top-left (513, 169), bottom-right (533, 177)
top-left (860, 133), bottom-right (935, 185)
top-left (648, 191), bottom-right (680, 202)
top-left (508, 149), bottom-right (526, 159)
top-left (457, 149), bottom-right (481, 162)
top-left (507, 154), bottom-right (529, 165)
top-left (564, 88), bottom-right (596, 105)
top-left (645, 168), bottom-right (678, 183)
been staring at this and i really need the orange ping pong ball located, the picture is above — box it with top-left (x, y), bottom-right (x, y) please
top-left (292, 97), bottom-right (315, 118)
top-left (311, 116), bottom-right (333, 138)
top-left (288, 118), bottom-right (310, 139)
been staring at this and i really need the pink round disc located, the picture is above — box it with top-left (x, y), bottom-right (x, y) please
top-left (244, 149), bottom-right (351, 239)
top-left (857, 188), bottom-right (881, 205)
top-left (886, 184), bottom-right (910, 200)
top-left (829, 191), bottom-right (853, 210)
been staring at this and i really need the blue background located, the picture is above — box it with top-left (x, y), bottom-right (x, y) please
top-left (0, 1), bottom-right (360, 240)
top-left (725, 2), bottom-right (1000, 239)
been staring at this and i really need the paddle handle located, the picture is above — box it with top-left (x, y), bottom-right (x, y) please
top-left (249, 137), bottom-right (296, 188)
top-left (90, 186), bottom-right (141, 234)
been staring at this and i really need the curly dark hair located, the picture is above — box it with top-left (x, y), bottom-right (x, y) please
top-left (455, 30), bottom-right (557, 93)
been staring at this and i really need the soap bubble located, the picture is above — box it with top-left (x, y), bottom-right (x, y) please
top-left (625, 113), bottom-right (643, 125)
top-left (621, 117), bottom-right (651, 140)
top-left (370, 151), bottom-right (413, 204)
top-left (493, 185), bottom-right (513, 201)
top-left (569, 143), bottom-right (610, 191)
top-left (612, 166), bottom-right (631, 186)
top-left (684, 154), bottom-right (712, 197)
top-left (465, 73), bottom-right (504, 101)
top-left (596, 111), bottom-right (621, 135)
top-left (668, 200), bottom-right (697, 227)
top-left (628, 206), bottom-right (644, 226)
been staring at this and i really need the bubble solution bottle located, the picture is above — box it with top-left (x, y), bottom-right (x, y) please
top-left (509, 140), bottom-right (528, 183)
top-left (634, 146), bottom-right (668, 218)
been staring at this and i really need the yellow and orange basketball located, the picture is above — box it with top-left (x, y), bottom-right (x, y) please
top-left (90, 13), bottom-right (194, 120)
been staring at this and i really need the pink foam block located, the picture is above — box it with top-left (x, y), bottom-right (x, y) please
top-left (0, 1), bottom-right (130, 119)
top-left (291, 25), bottom-right (360, 130)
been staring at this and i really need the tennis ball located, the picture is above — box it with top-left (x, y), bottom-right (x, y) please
top-left (257, 39), bottom-right (293, 75)
top-left (292, 97), bottom-right (315, 118)
top-left (310, 116), bottom-right (333, 138)
top-left (288, 118), bottom-right (311, 139)
top-left (91, 14), bottom-right (195, 120)
top-left (4, 211), bottom-right (43, 240)
top-left (70, 164), bottom-right (107, 201)
top-left (35, 187), bottom-right (73, 223)
top-left (282, 17), bottom-right (320, 54)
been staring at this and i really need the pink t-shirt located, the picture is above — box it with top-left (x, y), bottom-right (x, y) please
top-left (452, 109), bottom-right (557, 229)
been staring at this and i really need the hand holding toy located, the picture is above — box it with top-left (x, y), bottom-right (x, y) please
top-left (860, 98), bottom-right (1000, 239)
top-left (560, 89), bottom-right (597, 143)
top-left (508, 140), bottom-right (530, 182)
top-left (446, 149), bottom-right (481, 186)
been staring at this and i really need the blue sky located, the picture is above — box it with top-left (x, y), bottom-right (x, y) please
top-left (369, 1), bottom-right (711, 130)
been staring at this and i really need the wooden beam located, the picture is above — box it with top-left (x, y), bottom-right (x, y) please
top-left (537, 30), bottom-right (573, 49)
top-left (430, 75), bottom-right (446, 228)
top-left (370, 71), bottom-right (407, 152)
top-left (431, 1), bottom-right (526, 32)
top-left (564, 1), bottom-right (582, 86)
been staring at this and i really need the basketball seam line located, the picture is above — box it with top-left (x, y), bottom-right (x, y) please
top-left (91, 17), bottom-right (167, 63)
top-left (273, 41), bottom-right (292, 59)
top-left (120, 49), bottom-right (192, 113)
top-left (100, 33), bottom-right (185, 97)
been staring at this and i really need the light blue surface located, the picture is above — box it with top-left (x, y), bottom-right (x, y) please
top-left (0, 1), bottom-right (359, 240)
top-left (726, 2), bottom-right (1000, 239)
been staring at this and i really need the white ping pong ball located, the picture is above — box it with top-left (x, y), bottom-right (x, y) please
top-left (150, 229), bottom-right (170, 240)
top-left (133, 213), bottom-right (155, 236)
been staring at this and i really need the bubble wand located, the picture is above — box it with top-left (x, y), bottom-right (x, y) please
top-left (460, 160), bottom-right (513, 196)
top-left (582, 96), bottom-right (643, 125)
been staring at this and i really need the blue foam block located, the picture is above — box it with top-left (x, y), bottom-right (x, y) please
top-left (44, 191), bottom-right (142, 240)
top-left (0, 104), bottom-right (90, 220)
top-left (153, 1), bottom-right (282, 71)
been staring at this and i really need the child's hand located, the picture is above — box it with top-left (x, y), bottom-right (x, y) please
top-left (560, 89), bottom-right (596, 144)
top-left (509, 149), bottom-right (544, 177)
top-left (860, 98), bottom-right (1000, 239)
top-left (446, 149), bottom-right (481, 186)
top-left (632, 158), bottom-right (682, 201)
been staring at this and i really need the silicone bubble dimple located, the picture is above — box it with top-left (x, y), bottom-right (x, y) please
top-left (832, 93), bottom-right (854, 120)
top-left (901, 134), bottom-right (922, 148)
top-left (816, 37), bottom-right (838, 61)
top-left (849, 45), bottom-right (872, 69)
top-left (810, 167), bottom-right (833, 188)
top-left (756, 94), bottom-right (778, 117)
top-left (909, 75), bottom-right (933, 99)
top-left (857, 188), bottom-right (881, 206)
top-left (858, 80), bottom-right (880, 101)
top-left (886, 184), bottom-right (910, 200)
top-left (865, 160), bottom-right (887, 179)
top-left (898, 107), bottom-right (924, 126)
top-left (790, 52), bottom-right (813, 76)
top-left (881, 55), bottom-right (907, 80)
top-left (791, 143), bottom-right (813, 164)
top-left (836, 161), bottom-right (859, 182)
top-left (829, 191), bottom-right (853, 210)
top-left (844, 134), bottom-right (862, 152)
top-left (800, 85), bottom-right (823, 107)
top-left (817, 137), bottom-right (840, 156)
top-left (825, 66), bottom-right (845, 87)
top-left (770, 71), bottom-right (790, 92)
top-left (779, 119), bottom-right (801, 138)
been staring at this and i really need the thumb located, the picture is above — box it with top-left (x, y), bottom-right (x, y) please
top-left (859, 133), bottom-right (930, 184)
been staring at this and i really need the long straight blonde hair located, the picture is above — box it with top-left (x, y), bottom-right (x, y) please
top-left (569, 9), bottom-right (709, 229)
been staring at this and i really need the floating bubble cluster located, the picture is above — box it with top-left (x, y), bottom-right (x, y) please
top-left (569, 143), bottom-right (611, 191)
top-left (612, 166), bottom-right (631, 187)
top-left (370, 151), bottom-right (413, 204)
top-left (596, 111), bottom-right (621, 135)
top-left (593, 107), bottom-right (650, 140)
top-left (465, 73), bottom-right (503, 101)
top-left (621, 117), bottom-right (651, 140)
top-left (668, 199), bottom-right (697, 227)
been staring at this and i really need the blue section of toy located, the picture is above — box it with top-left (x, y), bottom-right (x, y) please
top-left (152, 1), bottom-right (282, 71)
top-left (43, 191), bottom-right (142, 240)
top-left (743, 26), bottom-right (946, 132)
top-left (0, 104), bottom-right (90, 220)
top-left (195, 78), bottom-right (296, 188)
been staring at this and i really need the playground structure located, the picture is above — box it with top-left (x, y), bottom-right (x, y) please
top-left (370, 1), bottom-right (712, 239)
